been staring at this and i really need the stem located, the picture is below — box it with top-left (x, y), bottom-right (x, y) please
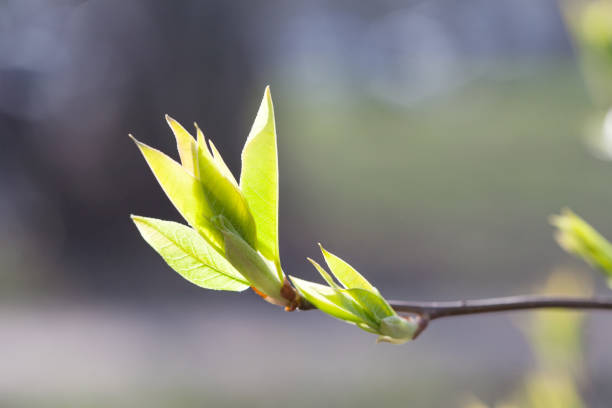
top-left (297, 294), bottom-right (612, 339)
top-left (389, 295), bottom-right (612, 320)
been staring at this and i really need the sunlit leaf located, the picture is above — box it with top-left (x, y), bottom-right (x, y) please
top-left (307, 257), bottom-right (340, 288)
top-left (290, 276), bottom-right (377, 327)
top-left (357, 323), bottom-right (379, 334)
top-left (551, 209), bottom-right (612, 284)
top-left (130, 135), bottom-right (223, 250)
top-left (319, 245), bottom-right (378, 293)
top-left (195, 123), bottom-right (208, 157)
top-left (221, 226), bottom-right (284, 303)
top-left (342, 288), bottom-right (395, 322)
top-left (240, 86), bottom-right (281, 278)
top-left (132, 215), bottom-right (248, 291)
top-left (197, 137), bottom-right (257, 248)
top-left (208, 139), bottom-right (238, 186)
top-left (166, 115), bottom-right (199, 177)
top-left (377, 315), bottom-right (416, 344)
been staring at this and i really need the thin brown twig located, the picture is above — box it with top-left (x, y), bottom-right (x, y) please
top-left (389, 295), bottom-right (612, 320)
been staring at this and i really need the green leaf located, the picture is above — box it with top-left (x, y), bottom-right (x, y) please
top-left (551, 209), bottom-right (612, 283)
top-left (208, 139), bottom-right (238, 186)
top-left (290, 276), bottom-right (378, 327)
top-left (132, 215), bottom-right (249, 291)
top-left (357, 323), bottom-right (379, 334)
top-left (195, 122), bottom-right (207, 153)
top-left (240, 86), bottom-right (281, 278)
top-left (193, 122), bottom-right (239, 186)
top-left (130, 135), bottom-right (223, 250)
top-left (342, 288), bottom-right (396, 322)
top-left (166, 115), bottom-right (199, 178)
top-left (307, 257), bottom-right (340, 288)
top-left (378, 316), bottom-right (416, 344)
top-left (197, 138), bottom-right (257, 248)
top-left (319, 245), bottom-right (378, 293)
top-left (222, 227), bottom-right (284, 303)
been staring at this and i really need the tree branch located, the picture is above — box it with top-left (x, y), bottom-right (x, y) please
top-left (297, 294), bottom-right (612, 339)
top-left (389, 295), bottom-right (612, 320)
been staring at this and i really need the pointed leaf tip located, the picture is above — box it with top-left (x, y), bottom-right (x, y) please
top-left (194, 122), bottom-right (207, 151)
top-left (131, 137), bottom-right (223, 249)
top-left (165, 116), bottom-right (199, 176)
top-left (240, 86), bottom-right (281, 276)
top-left (319, 245), bottom-right (377, 293)
top-left (308, 257), bottom-right (339, 288)
top-left (207, 139), bottom-right (238, 185)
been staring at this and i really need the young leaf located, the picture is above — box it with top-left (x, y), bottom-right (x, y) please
top-left (197, 140), bottom-right (257, 248)
top-left (166, 115), bottom-right (199, 178)
top-left (290, 276), bottom-right (378, 327)
top-left (195, 123), bottom-right (207, 156)
top-left (357, 323), bottom-right (380, 334)
top-left (342, 288), bottom-right (396, 322)
top-left (551, 209), bottom-right (612, 282)
top-left (378, 316), bottom-right (417, 344)
top-left (208, 139), bottom-right (238, 186)
top-left (319, 245), bottom-right (378, 293)
top-left (240, 87), bottom-right (281, 277)
top-left (193, 123), bottom-right (239, 185)
top-left (309, 257), bottom-right (392, 322)
top-left (307, 257), bottom-right (340, 288)
top-left (132, 215), bottom-right (249, 291)
top-left (130, 135), bottom-right (223, 250)
top-left (221, 226), bottom-right (285, 304)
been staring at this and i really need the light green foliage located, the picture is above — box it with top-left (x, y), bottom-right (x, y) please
top-left (319, 244), bottom-right (378, 293)
top-left (551, 209), bottom-right (612, 285)
top-left (132, 216), bottom-right (248, 291)
top-left (166, 115), bottom-right (199, 177)
top-left (240, 86), bottom-right (282, 279)
top-left (196, 131), bottom-right (257, 248)
top-left (564, 0), bottom-right (612, 106)
top-left (379, 316), bottom-right (417, 344)
top-left (194, 123), bottom-right (239, 185)
top-left (290, 277), bottom-right (374, 325)
top-left (208, 139), bottom-right (237, 186)
top-left (307, 258), bottom-right (339, 288)
top-left (131, 87), bottom-right (414, 344)
top-left (130, 88), bottom-right (286, 305)
top-left (572, 0), bottom-right (612, 61)
top-left (343, 288), bottom-right (395, 321)
top-left (293, 245), bottom-right (416, 343)
top-left (130, 135), bottom-right (224, 250)
top-left (221, 227), bottom-right (283, 303)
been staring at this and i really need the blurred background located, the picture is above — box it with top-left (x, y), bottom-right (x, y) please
top-left (2, 0), bottom-right (612, 406)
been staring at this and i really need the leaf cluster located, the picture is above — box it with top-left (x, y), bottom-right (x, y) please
top-left (130, 88), bottom-right (415, 343)
top-left (130, 87), bottom-right (612, 345)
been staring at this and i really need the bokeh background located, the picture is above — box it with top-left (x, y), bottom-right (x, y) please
top-left (2, 0), bottom-right (612, 406)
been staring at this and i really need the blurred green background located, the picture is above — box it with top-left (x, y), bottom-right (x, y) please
top-left (2, 0), bottom-right (612, 406)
